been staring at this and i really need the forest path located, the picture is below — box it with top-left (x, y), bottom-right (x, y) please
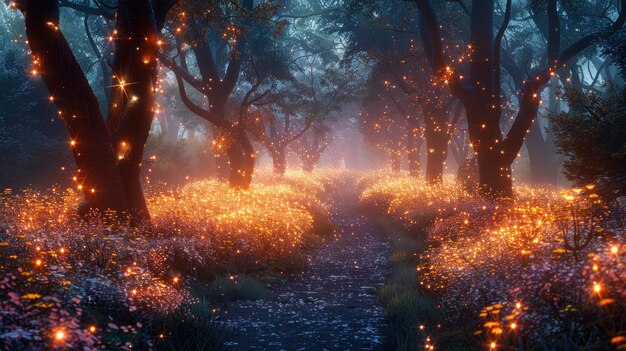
top-left (217, 188), bottom-right (390, 351)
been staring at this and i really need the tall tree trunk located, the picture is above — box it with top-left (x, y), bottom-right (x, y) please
top-left (390, 152), bottom-right (402, 173)
top-left (466, 99), bottom-right (514, 198)
top-left (225, 128), bottom-right (255, 189)
top-left (477, 152), bottom-right (513, 197)
top-left (106, 0), bottom-right (161, 222)
top-left (19, 0), bottom-right (128, 215)
top-left (210, 125), bottom-right (231, 181)
top-left (417, 0), bottom-right (625, 199)
top-left (407, 125), bottom-right (420, 177)
top-left (272, 147), bottom-right (287, 175)
top-left (424, 111), bottom-right (450, 184)
top-left (302, 160), bottom-right (315, 173)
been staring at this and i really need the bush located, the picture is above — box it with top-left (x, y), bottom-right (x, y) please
top-left (360, 175), bottom-right (626, 349)
top-left (549, 84), bottom-right (626, 202)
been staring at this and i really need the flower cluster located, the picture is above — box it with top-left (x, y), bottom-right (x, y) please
top-left (0, 169), bottom-right (343, 349)
top-left (359, 174), bottom-right (625, 349)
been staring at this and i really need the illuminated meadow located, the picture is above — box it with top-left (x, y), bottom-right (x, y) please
top-left (0, 170), bottom-right (344, 349)
top-left (359, 173), bottom-right (625, 349)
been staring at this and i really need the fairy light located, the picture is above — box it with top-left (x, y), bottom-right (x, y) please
top-left (54, 329), bottom-right (65, 341)
top-left (593, 282), bottom-right (601, 293)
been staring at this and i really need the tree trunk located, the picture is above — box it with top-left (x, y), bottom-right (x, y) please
top-left (390, 152), bottom-right (402, 173)
top-left (106, 0), bottom-right (160, 222)
top-left (407, 126), bottom-right (420, 177)
top-left (477, 152), bottom-right (513, 198)
top-left (424, 114), bottom-right (449, 184)
top-left (302, 161), bottom-right (315, 173)
top-left (426, 152), bottom-right (446, 184)
top-left (465, 98), bottom-right (515, 198)
top-left (272, 147), bottom-right (287, 175)
top-left (210, 125), bottom-right (231, 181)
top-left (225, 129), bottom-right (255, 189)
top-left (20, 0), bottom-right (128, 215)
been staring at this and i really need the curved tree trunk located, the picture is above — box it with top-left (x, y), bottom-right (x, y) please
top-left (271, 147), bottom-right (287, 175)
top-left (302, 161), bottom-right (315, 173)
top-left (106, 0), bottom-right (160, 222)
top-left (210, 125), bottom-right (231, 181)
top-left (424, 113), bottom-right (450, 184)
top-left (225, 129), bottom-right (255, 189)
top-left (20, 0), bottom-right (128, 215)
top-left (407, 125), bottom-right (420, 177)
top-left (390, 152), bottom-right (402, 173)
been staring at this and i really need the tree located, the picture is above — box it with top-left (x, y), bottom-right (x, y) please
top-left (247, 100), bottom-right (313, 175)
top-left (293, 122), bottom-right (333, 172)
top-left (15, 0), bottom-right (176, 222)
top-left (359, 77), bottom-right (418, 174)
top-left (285, 32), bottom-right (361, 172)
top-left (336, 0), bottom-right (463, 182)
top-left (415, 0), bottom-right (625, 198)
top-left (158, 0), bottom-right (282, 189)
top-left (500, 1), bottom-right (621, 185)
top-left (549, 84), bottom-right (626, 201)
top-left (237, 28), bottom-right (311, 175)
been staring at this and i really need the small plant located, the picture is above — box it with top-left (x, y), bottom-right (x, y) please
top-left (554, 186), bottom-right (606, 261)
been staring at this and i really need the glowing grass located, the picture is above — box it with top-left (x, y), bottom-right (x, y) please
top-left (0, 170), bottom-right (345, 349)
top-left (359, 174), bottom-right (626, 349)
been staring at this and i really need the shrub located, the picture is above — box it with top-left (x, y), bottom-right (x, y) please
top-left (549, 84), bottom-right (626, 202)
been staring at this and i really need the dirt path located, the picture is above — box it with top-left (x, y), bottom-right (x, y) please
top-left (217, 193), bottom-right (390, 350)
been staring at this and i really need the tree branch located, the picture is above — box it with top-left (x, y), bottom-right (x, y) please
top-left (59, 0), bottom-right (114, 19)
top-left (158, 50), bottom-right (205, 91)
top-left (493, 0), bottom-right (512, 101)
top-left (558, 0), bottom-right (626, 65)
top-left (172, 68), bottom-right (229, 129)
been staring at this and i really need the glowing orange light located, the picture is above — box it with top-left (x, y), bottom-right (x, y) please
top-left (593, 283), bottom-right (601, 293)
top-left (54, 329), bottom-right (65, 341)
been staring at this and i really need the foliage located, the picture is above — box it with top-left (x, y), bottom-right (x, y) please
top-left (0, 46), bottom-right (69, 188)
top-left (601, 27), bottom-right (626, 76)
top-left (549, 85), bottom-right (626, 201)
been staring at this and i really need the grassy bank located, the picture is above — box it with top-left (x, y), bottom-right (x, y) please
top-left (359, 173), bottom-right (626, 350)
